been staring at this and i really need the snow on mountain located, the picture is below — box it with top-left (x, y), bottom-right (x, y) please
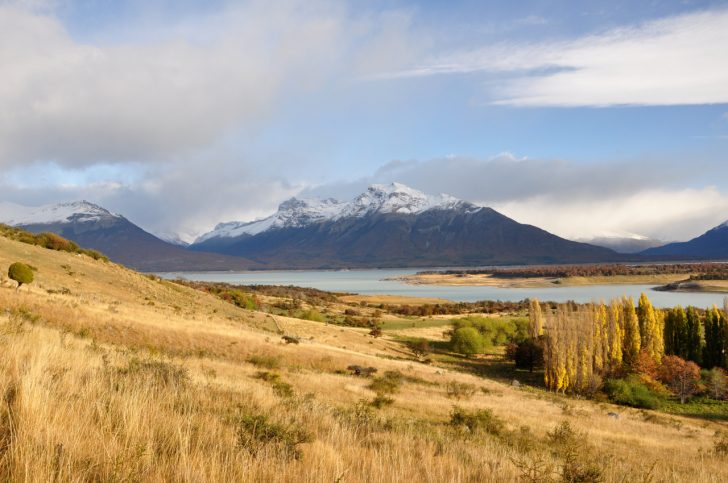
top-left (0, 201), bottom-right (120, 226)
top-left (195, 183), bottom-right (478, 243)
top-left (337, 182), bottom-right (468, 218)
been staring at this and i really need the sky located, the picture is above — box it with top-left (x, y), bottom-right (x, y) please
top-left (1, 0), bottom-right (728, 243)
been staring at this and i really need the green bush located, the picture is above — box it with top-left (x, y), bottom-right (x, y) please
top-left (300, 309), bottom-right (324, 322)
top-left (450, 327), bottom-right (484, 356)
top-left (368, 371), bottom-right (403, 395)
top-left (450, 406), bottom-right (505, 437)
top-left (604, 376), bottom-right (663, 409)
top-left (8, 262), bottom-right (34, 289)
top-left (233, 414), bottom-right (313, 460)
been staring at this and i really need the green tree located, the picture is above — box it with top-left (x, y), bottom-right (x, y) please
top-left (704, 307), bottom-right (727, 369)
top-left (450, 327), bottom-right (484, 357)
top-left (685, 307), bottom-right (703, 365)
top-left (8, 262), bottom-right (34, 291)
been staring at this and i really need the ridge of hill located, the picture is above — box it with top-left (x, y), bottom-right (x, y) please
top-left (0, 231), bottom-right (725, 481)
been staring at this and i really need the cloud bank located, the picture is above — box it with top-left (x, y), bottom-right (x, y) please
top-left (379, 8), bottom-right (728, 107)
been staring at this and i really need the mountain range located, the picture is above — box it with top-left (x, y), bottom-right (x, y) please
top-left (188, 183), bottom-right (622, 268)
top-left (1, 182), bottom-right (726, 271)
top-left (0, 201), bottom-right (256, 272)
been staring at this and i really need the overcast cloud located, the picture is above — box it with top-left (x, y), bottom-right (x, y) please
top-left (1, 1), bottom-right (727, 244)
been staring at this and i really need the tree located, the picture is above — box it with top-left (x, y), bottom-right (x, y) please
top-left (528, 298), bottom-right (543, 340)
top-left (664, 306), bottom-right (687, 358)
top-left (622, 297), bottom-right (641, 366)
top-left (703, 367), bottom-right (727, 400)
top-left (408, 339), bottom-right (431, 360)
top-left (8, 262), bottom-right (33, 291)
top-left (703, 307), bottom-right (727, 369)
top-left (685, 307), bottom-right (703, 365)
top-left (637, 293), bottom-right (663, 363)
top-left (450, 327), bottom-right (483, 357)
top-left (510, 339), bottom-right (544, 372)
top-left (658, 355), bottom-right (701, 404)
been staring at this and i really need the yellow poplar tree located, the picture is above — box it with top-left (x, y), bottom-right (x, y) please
top-left (637, 293), bottom-right (664, 363)
top-left (623, 297), bottom-right (641, 366)
top-left (607, 300), bottom-right (623, 371)
top-left (529, 298), bottom-right (544, 340)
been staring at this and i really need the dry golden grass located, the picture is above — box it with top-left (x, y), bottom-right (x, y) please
top-left (1, 235), bottom-right (727, 482)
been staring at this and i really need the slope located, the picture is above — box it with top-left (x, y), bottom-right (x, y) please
top-left (642, 222), bottom-right (728, 260)
top-left (0, 234), bottom-right (724, 481)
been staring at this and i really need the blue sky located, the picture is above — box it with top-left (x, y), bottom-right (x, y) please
top-left (1, 0), bottom-right (728, 241)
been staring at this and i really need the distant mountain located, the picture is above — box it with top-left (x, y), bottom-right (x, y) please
top-left (641, 221), bottom-right (728, 260)
top-left (578, 234), bottom-right (664, 254)
top-left (0, 201), bottom-right (255, 272)
top-left (191, 183), bottom-right (623, 268)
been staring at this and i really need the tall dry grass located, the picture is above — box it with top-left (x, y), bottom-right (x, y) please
top-left (1, 234), bottom-right (727, 481)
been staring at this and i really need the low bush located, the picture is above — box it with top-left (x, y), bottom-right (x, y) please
top-left (446, 381), bottom-right (477, 400)
top-left (368, 371), bottom-right (403, 395)
top-left (604, 376), bottom-right (663, 409)
top-left (233, 413), bottom-right (313, 460)
top-left (449, 406), bottom-right (505, 437)
top-left (247, 354), bottom-right (281, 370)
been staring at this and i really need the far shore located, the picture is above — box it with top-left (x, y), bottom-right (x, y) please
top-left (390, 272), bottom-right (722, 290)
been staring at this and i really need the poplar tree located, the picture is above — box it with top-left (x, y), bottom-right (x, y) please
top-left (637, 293), bottom-right (663, 363)
top-left (528, 298), bottom-right (544, 340)
top-left (685, 307), bottom-right (703, 365)
top-left (622, 297), bottom-right (641, 366)
top-left (607, 300), bottom-right (623, 372)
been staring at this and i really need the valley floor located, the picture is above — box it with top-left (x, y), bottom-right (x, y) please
top-left (0, 236), bottom-right (727, 481)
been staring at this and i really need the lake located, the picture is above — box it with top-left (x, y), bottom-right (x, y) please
top-left (158, 268), bottom-right (728, 308)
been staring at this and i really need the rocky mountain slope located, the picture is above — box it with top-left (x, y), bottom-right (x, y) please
top-left (642, 221), bottom-right (728, 260)
top-left (0, 201), bottom-right (255, 272)
top-left (191, 183), bottom-right (623, 268)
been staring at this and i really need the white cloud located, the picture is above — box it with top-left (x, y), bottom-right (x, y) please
top-left (492, 187), bottom-right (728, 242)
top-left (0, 2), bottom-right (423, 168)
top-left (378, 8), bottom-right (728, 107)
top-left (306, 154), bottom-right (728, 242)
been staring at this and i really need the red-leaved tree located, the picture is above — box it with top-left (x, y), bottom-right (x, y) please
top-left (658, 355), bottom-right (701, 404)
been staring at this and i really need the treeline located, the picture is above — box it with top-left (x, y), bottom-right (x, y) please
top-left (419, 263), bottom-right (728, 280)
top-left (0, 224), bottom-right (108, 261)
top-left (532, 295), bottom-right (727, 402)
top-left (385, 300), bottom-right (531, 317)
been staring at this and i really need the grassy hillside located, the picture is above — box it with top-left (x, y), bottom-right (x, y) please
top-left (1, 234), bottom-right (727, 481)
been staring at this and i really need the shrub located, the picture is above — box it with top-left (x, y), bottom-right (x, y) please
top-left (449, 406), bottom-right (505, 437)
top-left (300, 309), bottom-right (324, 322)
top-left (547, 421), bottom-right (603, 482)
top-left (604, 376), bottom-right (663, 409)
top-left (703, 368), bottom-right (728, 400)
top-left (450, 327), bottom-right (483, 356)
top-left (8, 262), bottom-right (34, 290)
top-left (370, 394), bottom-right (395, 408)
top-left (115, 358), bottom-right (189, 389)
top-left (233, 414), bottom-right (313, 460)
top-left (408, 338), bottom-right (431, 359)
top-left (368, 325), bottom-right (383, 338)
top-left (246, 354), bottom-right (281, 370)
top-left (368, 371), bottom-right (403, 395)
top-left (446, 381), bottom-right (477, 400)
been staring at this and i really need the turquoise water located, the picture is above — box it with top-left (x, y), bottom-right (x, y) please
top-left (158, 268), bottom-right (728, 309)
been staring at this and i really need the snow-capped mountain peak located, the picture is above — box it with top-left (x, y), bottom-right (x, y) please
top-left (194, 182), bottom-right (478, 243)
top-left (340, 182), bottom-right (464, 218)
top-left (0, 200), bottom-right (120, 226)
